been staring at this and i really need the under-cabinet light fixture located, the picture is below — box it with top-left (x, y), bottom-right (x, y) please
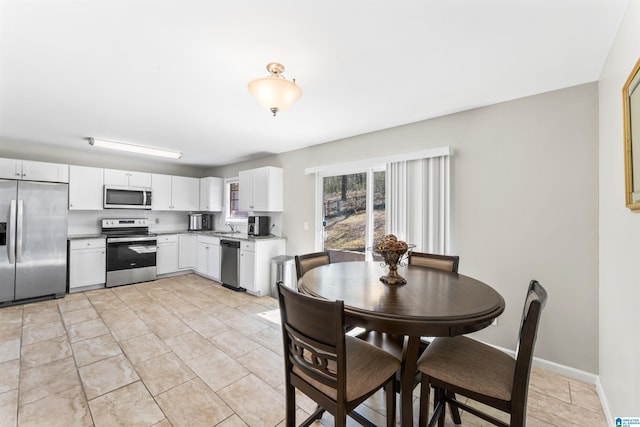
top-left (88, 138), bottom-right (182, 159)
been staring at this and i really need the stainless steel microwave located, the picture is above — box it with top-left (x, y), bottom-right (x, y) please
top-left (103, 186), bottom-right (152, 209)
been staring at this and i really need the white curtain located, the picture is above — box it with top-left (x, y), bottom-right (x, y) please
top-left (386, 154), bottom-right (451, 254)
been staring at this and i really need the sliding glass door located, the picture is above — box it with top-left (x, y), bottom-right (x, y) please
top-left (320, 167), bottom-right (385, 258)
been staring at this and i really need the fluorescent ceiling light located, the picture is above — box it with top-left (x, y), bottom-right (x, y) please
top-left (88, 138), bottom-right (182, 159)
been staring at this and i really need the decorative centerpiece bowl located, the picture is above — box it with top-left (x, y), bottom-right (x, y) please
top-left (374, 234), bottom-right (413, 285)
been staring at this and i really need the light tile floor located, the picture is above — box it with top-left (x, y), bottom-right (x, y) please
top-left (0, 274), bottom-right (607, 426)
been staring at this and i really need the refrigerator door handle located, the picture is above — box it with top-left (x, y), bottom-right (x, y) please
top-left (9, 200), bottom-right (16, 264)
top-left (16, 199), bottom-right (23, 263)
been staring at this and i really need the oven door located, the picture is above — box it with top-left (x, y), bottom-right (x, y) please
top-left (106, 236), bottom-right (157, 287)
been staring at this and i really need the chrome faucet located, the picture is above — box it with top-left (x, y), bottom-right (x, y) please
top-left (227, 223), bottom-right (236, 233)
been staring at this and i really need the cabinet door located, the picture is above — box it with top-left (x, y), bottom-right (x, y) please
top-left (178, 234), bottom-right (197, 269)
top-left (171, 176), bottom-right (199, 211)
top-left (70, 249), bottom-right (106, 289)
top-left (0, 158), bottom-right (21, 179)
top-left (128, 171), bottom-right (152, 188)
top-left (69, 240), bottom-right (106, 290)
top-left (238, 169), bottom-right (253, 211)
top-left (104, 169), bottom-right (151, 187)
top-left (21, 160), bottom-right (69, 183)
top-left (208, 243), bottom-right (221, 280)
top-left (199, 177), bottom-right (223, 211)
top-left (238, 167), bottom-right (283, 212)
top-left (196, 242), bottom-right (209, 274)
top-left (250, 168), bottom-right (270, 211)
top-left (104, 169), bottom-right (130, 186)
top-left (69, 165), bottom-right (104, 210)
top-left (239, 247), bottom-right (255, 292)
top-left (151, 174), bottom-right (173, 210)
top-left (157, 242), bottom-right (178, 275)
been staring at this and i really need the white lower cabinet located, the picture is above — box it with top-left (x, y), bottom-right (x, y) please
top-left (196, 236), bottom-right (220, 281)
top-left (157, 235), bottom-right (178, 275)
top-left (239, 239), bottom-right (286, 296)
top-left (178, 234), bottom-right (197, 270)
top-left (69, 238), bottom-right (106, 291)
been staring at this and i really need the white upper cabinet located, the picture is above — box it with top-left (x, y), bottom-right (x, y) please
top-left (0, 157), bottom-right (69, 183)
top-left (104, 168), bottom-right (152, 187)
top-left (199, 177), bottom-right (223, 211)
top-left (0, 158), bottom-right (20, 179)
top-left (151, 174), bottom-right (199, 211)
top-left (152, 174), bottom-right (173, 210)
top-left (69, 165), bottom-right (104, 210)
top-left (238, 166), bottom-right (283, 212)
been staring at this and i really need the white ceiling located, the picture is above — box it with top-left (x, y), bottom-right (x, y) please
top-left (0, 0), bottom-right (630, 167)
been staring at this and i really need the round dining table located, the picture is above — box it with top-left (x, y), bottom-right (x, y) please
top-left (298, 261), bottom-right (505, 427)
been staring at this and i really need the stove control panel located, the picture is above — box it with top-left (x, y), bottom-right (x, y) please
top-left (102, 218), bottom-right (150, 228)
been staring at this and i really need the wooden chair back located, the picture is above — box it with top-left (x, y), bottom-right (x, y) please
top-left (408, 251), bottom-right (460, 273)
top-left (510, 280), bottom-right (548, 422)
top-left (277, 283), bottom-right (347, 403)
top-left (295, 251), bottom-right (331, 279)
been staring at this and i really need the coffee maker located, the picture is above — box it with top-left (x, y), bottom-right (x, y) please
top-left (188, 213), bottom-right (213, 231)
top-left (248, 216), bottom-right (270, 236)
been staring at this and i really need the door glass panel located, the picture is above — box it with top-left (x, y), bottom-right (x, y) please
top-left (373, 170), bottom-right (386, 245)
top-left (322, 170), bottom-right (385, 254)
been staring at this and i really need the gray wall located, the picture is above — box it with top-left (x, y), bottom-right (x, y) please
top-left (598, 0), bottom-right (640, 417)
top-left (210, 82), bottom-right (600, 374)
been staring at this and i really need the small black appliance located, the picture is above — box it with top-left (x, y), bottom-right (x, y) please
top-left (248, 216), bottom-right (270, 236)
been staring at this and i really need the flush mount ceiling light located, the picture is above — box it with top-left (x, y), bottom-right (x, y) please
top-left (247, 62), bottom-right (302, 116)
top-left (88, 138), bottom-right (182, 159)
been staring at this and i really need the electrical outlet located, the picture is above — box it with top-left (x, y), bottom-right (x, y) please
top-left (303, 222), bottom-right (309, 231)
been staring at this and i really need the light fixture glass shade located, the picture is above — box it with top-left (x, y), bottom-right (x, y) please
top-left (89, 138), bottom-right (182, 159)
top-left (248, 63), bottom-right (302, 116)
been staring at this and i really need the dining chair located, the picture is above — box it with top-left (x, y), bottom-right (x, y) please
top-left (358, 250), bottom-right (462, 361)
top-left (277, 282), bottom-right (400, 427)
top-left (327, 249), bottom-right (365, 263)
top-left (417, 279), bottom-right (548, 427)
top-left (408, 251), bottom-right (460, 273)
top-left (294, 251), bottom-right (331, 280)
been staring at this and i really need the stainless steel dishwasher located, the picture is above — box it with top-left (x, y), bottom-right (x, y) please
top-left (220, 239), bottom-right (242, 291)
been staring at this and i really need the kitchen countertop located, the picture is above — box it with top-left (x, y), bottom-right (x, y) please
top-left (68, 233), bottom-right (105, 240)
top-left (68, 231), bottom-right (285, 242)
top-left (158, 230), bottom-right (285, 242)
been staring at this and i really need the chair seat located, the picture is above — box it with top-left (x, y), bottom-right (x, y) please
top-left (417, 336), bottom-right (515, 402)
top-left (293, 335), bottom-right (401, 402)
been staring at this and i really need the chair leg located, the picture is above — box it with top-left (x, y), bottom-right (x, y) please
top-left (418, 374), bottom-right (430, 427)
top-left (385, 377), bottom-right (396, 427)
top-left (447, 391), bottom-right (462, 424)
top-left (437, 388), bottom-right (446, 427)
top-left (300, 405), bottom-right (325, 427)
top-left (285, 383), bottom-right (296, 427)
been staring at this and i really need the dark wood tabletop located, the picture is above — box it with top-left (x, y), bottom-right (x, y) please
top-left (298, 261), bottom-right (505, 427)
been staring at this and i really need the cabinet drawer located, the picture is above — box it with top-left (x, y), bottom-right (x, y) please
top-left (198, 235), bottom-right (220, 245)
top-left (241, 241), bottom-right (255, 252)
top-left (69, 238), bottom-right (106, 250)
top-left (157, 234), bottom-right (178, 243)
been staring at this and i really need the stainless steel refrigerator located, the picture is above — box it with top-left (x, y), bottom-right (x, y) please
top-left (0, 179), bottom-right (68, 304)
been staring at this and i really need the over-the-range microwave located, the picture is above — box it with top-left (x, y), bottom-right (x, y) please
top-left (103, 185), bottom-right (152, 209)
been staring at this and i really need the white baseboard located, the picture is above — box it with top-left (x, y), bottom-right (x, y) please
top-left (488, 343), bottom-right (612, 425)
top-left (595, 377), bottom-right (614, 427)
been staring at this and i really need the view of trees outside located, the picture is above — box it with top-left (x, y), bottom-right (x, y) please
top-left (323, 171), bottom-right (385, 252)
